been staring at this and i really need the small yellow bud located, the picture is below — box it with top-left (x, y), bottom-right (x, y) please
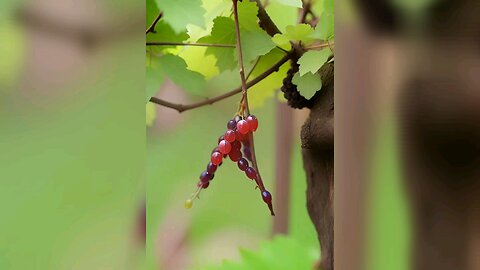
top-left (184, 199), bottom-right (193, 209)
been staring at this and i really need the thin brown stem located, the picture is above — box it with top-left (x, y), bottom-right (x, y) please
top-left (146, 42), bottom-right (235, 48)
top-left (304, 42), bottom-right (334, 50)
top-left (149, 53), bottom-right (291, 112)
top-left (146, 12), bottom-right (163, 34)
top-left (232, 0), bottom-right (250, 115)
top-left (246, 56), bottom-right (261, 81)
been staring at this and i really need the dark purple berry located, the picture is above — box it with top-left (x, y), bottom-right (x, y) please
top-left (200, 171), bottom-right (211, 183)
top-left (245, 167), bottom-right (257, 179)
top-left (227, 119), bottom-right (237, 130)
top-left (237, 158), bottom-right (248, 171)
top-left (229, 149), bottom-right (242, 162)
top-left (218, 135), bottom-right (224, 144)
top-left (206, 162), bottom-right (217, 174)
top-left (262, 190), bottom-right (272, 203)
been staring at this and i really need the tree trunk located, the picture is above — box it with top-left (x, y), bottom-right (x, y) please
top-left (301, 63), bottom-right (334, 270)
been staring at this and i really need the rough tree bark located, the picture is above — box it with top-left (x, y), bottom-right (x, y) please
top-left (283, 60), bottom-right (334, 270)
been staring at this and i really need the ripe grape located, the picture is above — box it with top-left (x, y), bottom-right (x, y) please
top-left (200, 171), bottom-right (211, 183)
top-left (237, 158), bottom-right (248, 171)
top-left (231, 140), bottom-right (241, 150)
top-left (206, 162), bottom-right (217, 174)
top-left (262, 190), bottom-right (272, 203)
top-left (211, 152), bottom-right (223, 165)
top-left (245, 167), bottom-right (257, 179)
top-left (218, 135), bottom-right (224, 144)
top-left (224, 130), bottom-right (236, 142)
top-left (236, 120), bottom-right (250, 134)
top-left (218, 140), bottom-right (231, 154)
top-left (246, 115), bottom-right (258, 131)
top-left (229, 149), bottom-right (242, 162)
top-left (235, 130), bottom-right (248, 141)
top-left (227, 119), bottom-right (237, 130)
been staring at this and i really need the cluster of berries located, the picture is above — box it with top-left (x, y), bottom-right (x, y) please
top-left (185, 115), bottom-right (274, 215)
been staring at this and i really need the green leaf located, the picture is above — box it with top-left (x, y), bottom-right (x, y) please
top-left (265, 2), bottom-right (298, 33)
top-left (240, 31), bottom-right (276, 64)
top-left (156, 0), bottom-right (205, 33)
top-left (272, 24), bottom-right (315, 49)
top-left (297, 48), bottom-right (332, 76)
top-left (248, 49), bottom-right (289, 108)
top-left (272, 0), bottom-right (303, 8)
top-left (292, 72), bottom-right (322, 99)
top-left (324, 0), bottom-right (334, 13)
top-left (178, 46), bottom-right (219, 80)
top-left (158, 54), bottom-right (206, 95)
top-left (313, 12), bottom-right (334, 40)
top-left (200, 17), bottom-right (236, 71)
top-left (200, 236), bottom-right (319, 270)
top-left (238, 1), bottom-right (260, 31)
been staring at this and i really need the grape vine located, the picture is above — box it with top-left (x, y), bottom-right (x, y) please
top-left (146, 0), bottom-right (334, 215)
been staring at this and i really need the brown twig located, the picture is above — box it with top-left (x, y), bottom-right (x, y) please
top-left (146, 42), bottom-right (235, 48)
top-left (149, 53), bottom-right (291, 112)
top-left (233, 0), bottom-right (250, 115)
top-left (146, 12), bottom-right (163, 34)
top-left (304, 42), bottom-right (334, 50)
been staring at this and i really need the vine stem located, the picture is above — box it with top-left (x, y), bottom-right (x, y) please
top-left (232, 0), bottom-right (249, 115)
top-left (233, 0), bottom-right (274, 216)
top-left (146, 12), bottom-right (163, 34)
top-left (146, 42), bottom-right (235, 48)
top-left (149, 53), bottom-right (291, 112)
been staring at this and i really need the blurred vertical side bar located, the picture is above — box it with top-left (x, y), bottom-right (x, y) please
top-left (0, 0), bottom-right (145, 269)
top-left (337, 0), bottom-right (480, 270)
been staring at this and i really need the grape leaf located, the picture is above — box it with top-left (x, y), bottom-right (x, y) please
top-left (272, 24), bottom-right (315, 49)
top-left (201, 3), bottom-right (275, 71)
top-left (248, 49), bottom-right (289, 108)
top-left (155, 0), bottom-right (205, 33)
top-left (178, 47), bottom-right (219, 80)
top-left (297, 48), bottom-right (332, 76)
top-left (238, 1), bottom-right (260, 31)
top-left (324, 0), bottom-right (334, 13)
top-left (158, 54), bottom-right (206, 95)
top-left (292, 72), bottom-right (322, 99)
top-left (313, 12), bottom-right (334, 40)
top-left (199, 17), bottom-right (237, 71)
top-left (265, 2), bottom-right (297, 33)
top-left (272, 0), bottom-right (303, 8)
top-left (239, 31), bottom-right (276, 65)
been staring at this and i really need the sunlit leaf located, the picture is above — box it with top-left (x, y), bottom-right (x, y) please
top-left (298, 48), bottom-right (332, 76)
top-left (156, 0), bottom-right (206, 33)
top-left (292, 71), bottom-right (322, 99)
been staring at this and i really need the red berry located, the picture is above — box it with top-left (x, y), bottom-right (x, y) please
top-left (211, 152), bottom-right (223, 165)
top-left (229, 149), bottom-right (242, 162)
top-left (231, 140), bottom-right (241, 150)
top-left (218, 140), bottom-right (231, 154)
top-left (235, 131), bottom-right (248, 141)
top-left (224, 130), bottom-right (236, 142)
top-left (227, 119), bottom-right (237, 130)
top-left (262, 190), bottom-right (272, 203)
top-left (237, 158), bottom-right (248, 171)
top-left (236, 120), bottom-right (250, 134)
top-left (246, 115), bottom-right (258, 131)
top-left (212, 147), bottom-right (220, 154)
top-left (245, 167), bottom-right (257, 179)
top-left (206, 162), bottom-right (217, 174)
top-left (217, 135), bottom-right (224, 144)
